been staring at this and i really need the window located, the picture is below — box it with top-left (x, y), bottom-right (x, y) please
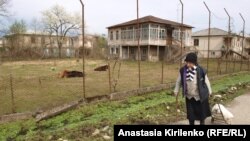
top-left (128, 26), bottom-right (134, 40)
top-left (116, 31), bottom-right (119, 40)
top-left (150, 28), bottom-right (158, 40)
top-left (141, 28), bottom-right (149, 40)
top-left (173, 30), bottom-right (180, 40)
top-left (194, 39), bottom-right (199, 46)
top-left (121, 28), bottom-right (126, 40)
top-left (31, 36), bottom-right (36, 44)
top-left (110, 31), bottom-right (113, 40)
top-left (111, 48), bottom-right (114, 54)
top-left (159, 29), bottom-right (166, 39)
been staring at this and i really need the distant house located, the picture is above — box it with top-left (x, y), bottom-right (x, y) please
top-left (191, 28), bottom-right (250, 58)
top-left (72, 34), bottom-right (95, 49)
top-left (2, 33), bottom-right (96, 58)
top-left (107, 15), bottom-right (193, 61)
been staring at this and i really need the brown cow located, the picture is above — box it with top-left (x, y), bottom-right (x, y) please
top-left (60, 70), bottom-right (84, 78)
top-left (94, 64), bottom-right (109, 71)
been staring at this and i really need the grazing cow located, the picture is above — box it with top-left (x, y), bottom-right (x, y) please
top-left (60, 70), bottom-right (84, 78)
top-left (94, 64), bottom-right (109, 71)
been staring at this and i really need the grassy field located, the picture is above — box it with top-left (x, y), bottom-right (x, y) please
top-left (0, 58), bottom-right (249, 115)
top-left (0, 72), bottom-right (250, 141)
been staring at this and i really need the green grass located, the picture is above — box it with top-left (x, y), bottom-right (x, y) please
top-left (1, 72), bottom-right (250, 141)
top-left (1, 59), bottom-right (248, 116)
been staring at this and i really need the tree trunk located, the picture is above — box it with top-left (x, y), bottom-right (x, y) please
top-left (58, 44), bottom-right (62, 58)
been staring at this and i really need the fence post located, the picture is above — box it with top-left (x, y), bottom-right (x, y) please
top-left (161, 60), bottom-right (164, 84)
top-left (10, 74), bottom-right (16, 113)
top-left (136, 0), bottom-right (141, 88)
top-left (108, 61), bottom-right (112, 93)
top-left (247, 58), bottom-right (250, 71)
top-left (233, 56), bottom-right (236, 73)
top-left (204, 2), bottom-right (211, 75)
top-left (39, 77), bottom-right (42, 86)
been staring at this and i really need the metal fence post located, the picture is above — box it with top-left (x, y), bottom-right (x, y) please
top-left (224, 8), bottom-right (231, 74)
top-left (137, 0), bottom-right (141, 88)
top-left (79, 0), bottom-right (86, 99)
top-left (239, 13), bottom-right (245, 71)
top-left (204, 2), bottom-right (211, 74)
top-left (179, 0), bottom-right (184, 69)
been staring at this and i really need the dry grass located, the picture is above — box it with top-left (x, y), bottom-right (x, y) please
top-left (0, 58), bottom-right (249, 115)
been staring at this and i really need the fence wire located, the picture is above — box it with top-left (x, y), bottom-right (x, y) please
top-left (0, 52), bottom-right (249, 116)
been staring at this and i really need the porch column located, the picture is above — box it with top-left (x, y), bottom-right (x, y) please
top-left (120, 45), bottom-right (122, 59)
top-left (157, 46), bottom-right (160, 61)
top-left (148, 24), bottom-right (151, 44)
top-left (148, 45), bottom-right (150, 61)
top-left (128, 46), bottom-right (130, 59)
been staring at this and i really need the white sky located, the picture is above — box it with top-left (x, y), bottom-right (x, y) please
top-left (8, 0), bottom-right (250, 35)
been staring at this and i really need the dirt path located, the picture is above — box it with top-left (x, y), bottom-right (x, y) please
top-left (174, 93), bottom-right (250, 125)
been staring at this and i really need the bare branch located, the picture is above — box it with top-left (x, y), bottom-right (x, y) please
top-left (0, 0), bottom-right (11, 17)
top-left (41, 4), bottom-right (81, 58)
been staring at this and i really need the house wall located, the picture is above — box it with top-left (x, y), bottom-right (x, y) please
top-left (192, 36), bottom-right (224, 58)
top-left (191, 35), bottom-right (249, 59)
top-left (231, 36), bottom-right (243, 54)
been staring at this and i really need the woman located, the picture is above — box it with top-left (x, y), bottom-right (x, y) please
top-left (174, 52), bottom-right (212, 125)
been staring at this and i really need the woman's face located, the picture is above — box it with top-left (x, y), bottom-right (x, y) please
top-left (186, 62), bottom-right (195, 69)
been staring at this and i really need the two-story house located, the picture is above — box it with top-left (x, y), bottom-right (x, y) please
top-left (107, 15), bottom-right (193, 61)
top-left (191, 28), bottom-right (250, 59)
top-left (2, 33), bottom-right (97, 58)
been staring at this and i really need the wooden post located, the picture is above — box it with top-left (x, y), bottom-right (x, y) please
top-left (10, 74), bottom-right (16, 113)
top-left (108, 61), bottom-right (112, 93)
top-left (161, 59), bottom-right (164, 84)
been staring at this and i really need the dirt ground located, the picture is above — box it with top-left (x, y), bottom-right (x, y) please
top-left (174, 93), bottom-right (250, 125)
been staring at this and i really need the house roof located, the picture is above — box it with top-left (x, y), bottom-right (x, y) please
top-left (4, 33), bottom-right (59, 38)
top-left (192, 28), bottom-right (229, 37)
top-left (107, 15), bottom-right (193, 29)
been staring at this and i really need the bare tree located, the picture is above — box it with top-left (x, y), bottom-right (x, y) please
top-left (0, 0), bottom-right (11, 35)
top-left (111, 58), bottom-right (121, 92)
top-left (0, 0), bottom-right (10, 17)
top-left (30, 18), bottom-right (42, 34)
top-left (9, 19), bottom-right (27, 34)
top-left (42, 4), bottom-right (81, 58)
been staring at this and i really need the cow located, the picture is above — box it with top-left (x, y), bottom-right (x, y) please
top-left (60, 70), bottom-right (84, 78)
top-left (94, 64), bottom-right (109, 71)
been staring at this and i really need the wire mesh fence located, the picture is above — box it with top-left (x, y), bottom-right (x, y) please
top-left (0, 52), bottom-right (249, 116)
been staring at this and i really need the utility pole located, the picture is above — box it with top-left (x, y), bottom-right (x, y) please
top-left (79, 0), bottom-right (85, 99)
top-left (204, 2), bottom-right (211, 74)
top-left (224, 8), bottom-right (230, 73)
top-left (179, 0), bottom-right (184, 68)
top-left (137, 0), bottom-right (141, 88)
top-left (239, 13), bottom-right (245, 71)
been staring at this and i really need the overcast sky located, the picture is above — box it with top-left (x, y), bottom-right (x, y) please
top-left (8, 0), bottom-right (250, 35)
